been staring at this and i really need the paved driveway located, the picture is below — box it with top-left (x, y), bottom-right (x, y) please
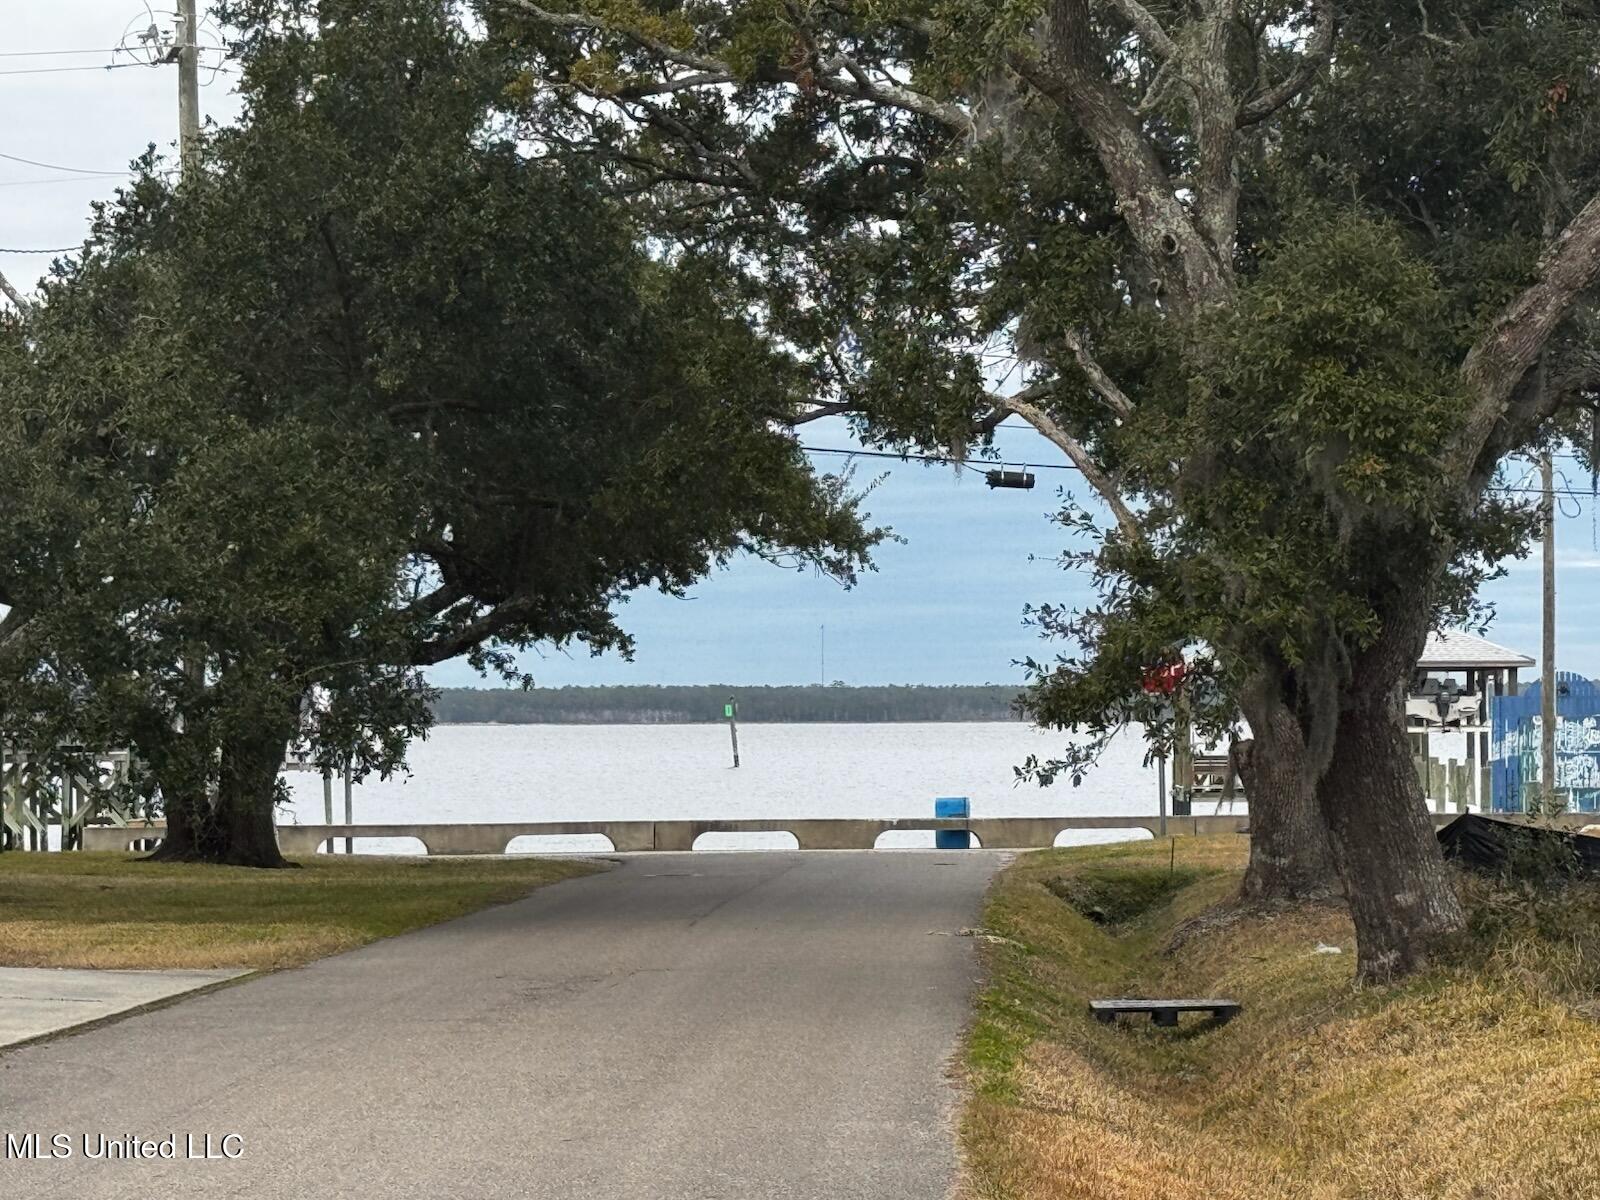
top-left (0, 851), bottom-right (1001, 1199)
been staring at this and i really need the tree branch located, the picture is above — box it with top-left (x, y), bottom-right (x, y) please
top-left (1185, 8), bottom-right (1242, 257)
top-left (404, 599), bottom-right (537, 667)
top-left (505, 0), bottom-right (975, 136)
top-left (1013, 2), bottom-right (1229, 312)
top-left (998, 392), bottom-right (1144, 544)
top-left (396, 581), bottom-right (468, 623)
top-left (1454, 192), bottom-right (1600, 477)
top-left (1062, 329), bottom-right (1136, 421)
top-left (1236, 1), bottom-right (1337, 128)
top-left (1106, 0), bottom-right (1177, 60)
top-left (810, 51), bottom-right (974, 135)
top-left (501, 0), bottom-right (727, 72)
top-left (612, 70), bottom-right (738, 98)
top-left (621, 95), bottom-right (764, 190)
top-left (790, 400), bottom-right (860, 425)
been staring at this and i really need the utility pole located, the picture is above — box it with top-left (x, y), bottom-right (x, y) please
top-left (1536, 183), bottom-right (1560, 816)
top-left (1541, 450), bottom-right (1558, 812)
top-left (177, 0), bottom-right (202, 177)
top-left (820, 625), bottom-right (826, 686)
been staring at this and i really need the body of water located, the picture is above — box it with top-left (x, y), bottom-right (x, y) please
top-left (280, 721), bottom-right (1220, 853)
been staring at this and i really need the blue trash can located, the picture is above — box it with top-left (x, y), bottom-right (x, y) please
top-left (935, 796), bottom-right (971, 849)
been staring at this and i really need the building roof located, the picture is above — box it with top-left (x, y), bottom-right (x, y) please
top-left (1418, 630), bottom-right (1535, 670)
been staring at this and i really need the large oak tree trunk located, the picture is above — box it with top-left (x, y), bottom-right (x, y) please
top-left (141, 711), bottom-right (292, 868)
top-left (1235, 674), bottom-right (1338, 904)
top-left (142, 727), bottom-right (223, 863)
top-left (211, 724), bottom-right (292, 868)
top-left (143, 791), bottom-right (219, 862)
top-left (1317, 670), bottom-right (1464, 980)
top-left (1234, 740), bottom-right (1337, 904)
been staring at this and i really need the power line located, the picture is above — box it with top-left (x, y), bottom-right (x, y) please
top-left (0, 48), bottom-right (125, 59)
top-left (0, 62), bottom-right (159, 77)
top-left (0, 245), bottom-right (79, 255)
top-left (801, 443), bottom-right (1032, 476)
top-left (800, 443), bottom-right (1595, 500)
top-left (0, 58), bottom-right (232, 79)
top-left (0, 149), bottom-right (123, 176)
top-left (0, 177), bottom-right (122, 188)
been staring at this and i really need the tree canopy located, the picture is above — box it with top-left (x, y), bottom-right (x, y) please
top-left (0, 0), bottom-right (884, 863)
top-left (490, 0), bottom-right (1600, 975)
top-left (5, 0), bottom-right (1598, 977)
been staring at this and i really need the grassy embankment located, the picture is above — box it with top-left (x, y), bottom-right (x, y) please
top-left (0, 852), bottom-right (600, 970)
top-left (962, 836), bottom-right (1600, 1200)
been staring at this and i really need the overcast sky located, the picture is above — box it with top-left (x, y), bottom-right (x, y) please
top-left (1, 4), bottom-right (239, 281)
top-left (4, 5), bottom-right (1595, 688)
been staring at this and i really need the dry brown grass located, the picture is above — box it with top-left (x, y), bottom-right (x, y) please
top-left (0, 851), bottom-right (601, 970)
top-left (960, 836), bottom-right (1600, 1200)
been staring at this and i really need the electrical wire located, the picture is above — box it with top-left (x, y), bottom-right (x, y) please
top-left (0, 245), bottom-right (79, 255)
top-left (0, 177), bottom-right (122, 188)
top-left (0, 150), bottom-right (123, 176)
top-left (0, 48), bottom-right (125, 59)
top-left (1551, 467), bottom-right (1586, 520)
top-left (801, 443), bottom-right (1000, 479)
top-left (0, 56), bottom-right (233, 79)
top-left (799, 443), bottom-right (1594, 501)
top-left (0, 62), bottom-right (161, 77)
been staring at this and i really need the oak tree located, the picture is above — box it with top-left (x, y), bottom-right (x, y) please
top-left (0, 0), bottom-right (883, 865)
top-left (492, 0), bottom-right (1600, 975)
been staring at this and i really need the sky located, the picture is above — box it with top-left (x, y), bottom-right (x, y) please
top-left (437, 427), bottom-right (1600, 689)
top-left (3, 4), bottom-right (1597, 690)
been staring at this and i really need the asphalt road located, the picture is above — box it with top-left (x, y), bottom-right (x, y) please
top-left (0, 851), bottom-right (1001, 1199)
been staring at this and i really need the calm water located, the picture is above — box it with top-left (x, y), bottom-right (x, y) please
top-left (279, 721), bottom-right (1204, 853)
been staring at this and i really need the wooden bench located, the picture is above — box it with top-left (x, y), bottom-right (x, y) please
top-left (1089, 998), bottom-right (1241, 1027)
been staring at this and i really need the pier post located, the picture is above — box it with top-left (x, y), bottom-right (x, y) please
top-left (1157, 756), bottom-right (1168, 838)
top-left (322, 767), bottom-right (333, 853)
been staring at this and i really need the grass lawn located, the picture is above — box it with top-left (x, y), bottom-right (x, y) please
top-left (962, 836), bottom-right (1600, 1200)
top-left (0, 852), bottom-right (603, 971)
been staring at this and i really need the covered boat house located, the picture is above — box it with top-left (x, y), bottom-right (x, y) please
top-left (1407, 630), bottom-right (1535, 812)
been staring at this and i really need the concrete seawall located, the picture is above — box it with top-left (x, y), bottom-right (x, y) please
top-left (79, 811), bottom-right (1599, 856)
top-left (82, 814), bottom-right (1256, 855)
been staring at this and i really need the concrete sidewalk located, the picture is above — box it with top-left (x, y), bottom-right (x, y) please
top-left (0, 966), bottom-right (247, 1048)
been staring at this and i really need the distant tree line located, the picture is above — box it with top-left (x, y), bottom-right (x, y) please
top-left (431, 685), bottom-right (1024, 725)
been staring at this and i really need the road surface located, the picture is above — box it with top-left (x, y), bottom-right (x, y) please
top-left (0, 851), bottom-right (1001, 1199)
